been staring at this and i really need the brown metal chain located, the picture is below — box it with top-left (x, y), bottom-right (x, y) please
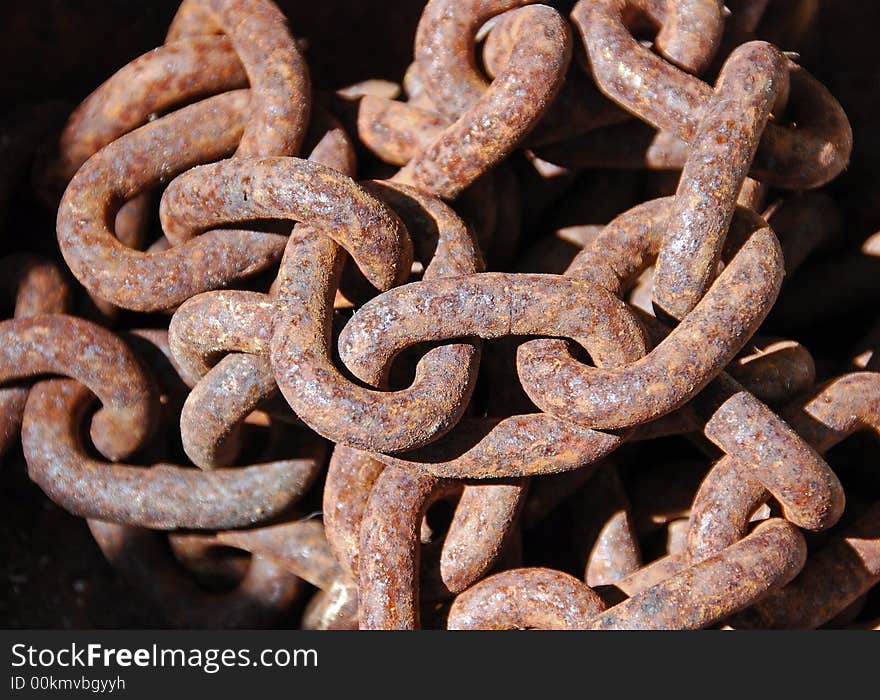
top-left (3, 0), bottom-right (878, 630)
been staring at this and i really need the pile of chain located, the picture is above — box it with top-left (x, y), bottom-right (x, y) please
top-left (3, 0), bottom-right (878, 630)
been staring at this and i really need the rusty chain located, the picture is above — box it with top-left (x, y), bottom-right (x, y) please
top-left (2, 0), bottom-right (879, 630)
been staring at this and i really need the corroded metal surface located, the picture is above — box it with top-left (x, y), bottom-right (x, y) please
top-left (3, 0), bottom-right (877, 630)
